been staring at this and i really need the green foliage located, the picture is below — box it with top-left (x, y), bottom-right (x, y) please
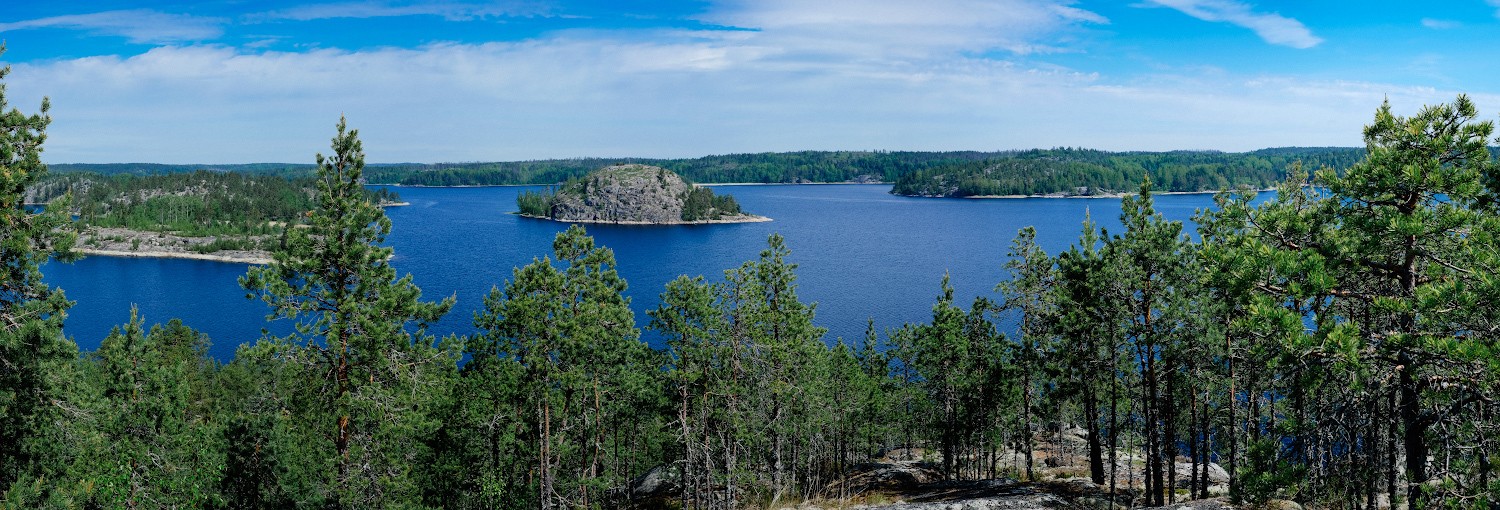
top-left (516, 187), bottom-right (556, 217)
top-left (0, 43), bottom-right (81, 502)
top-left (31, 170), bottom-right (400, 251)
top-left (1237, 438), bottom-right (1306, 504)
top-left (890, 147), bottom-right (1365, 197)
top-left (455, 224), bottom-right (664, 509)
top-left (237, 117), bottom-right (455, 508)
top-left (66, 311), bottom-right (226, 508)
top-left (680, 186), bottom-right (742, 221)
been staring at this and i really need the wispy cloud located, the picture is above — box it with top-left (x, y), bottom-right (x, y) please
top-left (257, 1), bottom-right (550, 22)
top-left (1490, 0), bottom-right (1500, 18)
top-left (700, 0), bottom-right (1108, 59)
top-left (1420, 18), bottom-right (1460, 30)
top-left (1144, 0), bottom-right (1321, 48)
top-left (8, 34), bottom-right (1478, 164)
top-left (0, 9), bottom-right (224, 44)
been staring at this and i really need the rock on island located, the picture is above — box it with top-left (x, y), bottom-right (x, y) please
top-left (517, 164), bottom-right (769, 224)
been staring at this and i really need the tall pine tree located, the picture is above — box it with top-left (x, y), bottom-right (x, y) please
top-left (239, 117), bottom-right (455, 508)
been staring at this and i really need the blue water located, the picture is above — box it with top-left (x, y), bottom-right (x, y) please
top-left (42, 185), bottom-right (1246, 360)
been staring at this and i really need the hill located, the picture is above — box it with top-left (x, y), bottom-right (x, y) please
top-left (516, 164), bottom-right (767, 224)
top-left (889, 147), bottom-right (1366, 197)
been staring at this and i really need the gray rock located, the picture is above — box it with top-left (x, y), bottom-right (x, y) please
top-left (549, 164), bottom-right (690, 223)
top-left (627, 462), bottom-right (681, 499)
top-left (1172, 461), bottom-right (1229, 488)
top-left (1263, 499), bottom-right (1303, 510)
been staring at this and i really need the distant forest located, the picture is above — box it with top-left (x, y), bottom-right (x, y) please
top-left (32, 171), bottom-right (398, 240)
top-left (888, 147), bottom-right (1373, 197)
top-left (46, 147), bottom-right (1423, 192)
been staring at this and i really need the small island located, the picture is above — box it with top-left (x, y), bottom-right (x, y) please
top-left (516, 164), bottom-right (769, 224)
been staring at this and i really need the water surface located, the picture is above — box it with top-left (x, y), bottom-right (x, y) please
top-left (44, 184), bottom-right (1242, 359)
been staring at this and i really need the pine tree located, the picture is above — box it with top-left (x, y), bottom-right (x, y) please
top-left (75, 311), bottom-right (225, 508)
top-left (1051, 212), bottom-right (1122, 487)
top-left (1107, 178), bottom-right (1192, 505)
top-left (468, 225), bottom-right (659, 509)
top-left (0, 43), bottom-right (80, 500)
top-left (239, 117), bottom-right (455, 508)
top-left (998, 226), bottom-right (1055, 481)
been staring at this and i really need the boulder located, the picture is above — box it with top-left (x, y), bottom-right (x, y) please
top-left (1172, 461), bottom-right (1229, 488)
top-left (1263, 499), bottom-right (1303, 510)
top-left (626, 462), bottom-right (681, 500)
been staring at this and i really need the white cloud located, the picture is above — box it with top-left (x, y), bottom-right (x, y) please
top-left (7, 34), bottom-right (1483, 165)
top-left (1491, 0), bottom-right (1500, 17)
top-left (0, 9), bottom-right (224, 44)
top-left (1420, 18), bottom-right (1460, 30)
top-left (256, 1), bottom-right (550, 22)
top-left (2, 1), bottom-right (1487, 164)
top-left (1145, 0), bottom-right (1321, 48)
top-left (700, 0), bottom-right (1108, 58)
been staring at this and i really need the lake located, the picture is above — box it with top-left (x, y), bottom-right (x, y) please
top-left (43, 184), bottom-right (1245, 360)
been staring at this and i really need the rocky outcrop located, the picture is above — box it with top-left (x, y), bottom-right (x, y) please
top-left (76, 227), bottom-right (272, 264)
top-left (528, 164), bottom-right (768, 224)
top-left (550, 164), bottom-right (691, 223)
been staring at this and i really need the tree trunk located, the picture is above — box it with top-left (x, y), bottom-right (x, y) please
top-left (1085, 382), bottom-right (1104, 485)
top-left (1399, 356), bottom-right (1429, 507)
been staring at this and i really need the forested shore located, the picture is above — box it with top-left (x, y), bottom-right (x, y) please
top-left (4, 42), bottom-right (1500, 509)
top-left (47, 147), bottom-right (1383, 193)
top-left (28, 170), bottom-right (401, 260)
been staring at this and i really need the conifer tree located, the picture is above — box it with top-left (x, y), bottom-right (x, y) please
top-left (1051, 212), bottom-right (1122, 487)
top-left (75, 311), bottom-right (225, 508)
top-left (1246, 96), bottom-right (1500, 505)
top-left (1107, 178), bottom-right (1192, 505)
top-left (0, 43), bottom-right (80, 499)
top-left (999, 226), bottom-right (1055, 481)
top-left (239, 117), bottom-right (455, 508)
top-left (468, 225), bottom-right (659, 509)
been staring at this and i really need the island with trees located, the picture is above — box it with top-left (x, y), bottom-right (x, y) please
top-left (888, 147), bottom-right (1369, 198)
top-left (29, 170), bottom-right (403, 263)
top-left (515, 163), bottom-right (769, 224)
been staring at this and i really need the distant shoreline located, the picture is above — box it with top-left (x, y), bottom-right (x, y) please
top-left (907, 188), bottom-right (1275, 200)
top-left (515, 213), bottom-right (772, 225)
top-left (76, 247), bottom-right (270, 265)
top-left (381, 182), bottom-right (887, 188)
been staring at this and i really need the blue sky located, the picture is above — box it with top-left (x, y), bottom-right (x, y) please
top-left (3, 0), bottom-right (1499, 163)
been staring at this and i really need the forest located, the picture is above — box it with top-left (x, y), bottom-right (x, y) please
top-left (888, 147), bottom-right (1370, 197)
top-left (29, 171), bottom-right (399, 253)
top-left (49, 147), bottom-right (1391, 191)
top-left (4, 47), bottom-right (1500, 509)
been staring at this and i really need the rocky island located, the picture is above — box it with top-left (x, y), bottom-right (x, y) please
top-left (517, 164), bottom-right (769, 224)
top-left (30, 170), bottom-right (406, 264)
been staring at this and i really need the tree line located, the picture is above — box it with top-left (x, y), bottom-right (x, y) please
top-left (30, 171), bottom-right (399, 242)
top-left (889, 147), bottom-right (1369, 197)
top-left (49, 147), bottom-right (1391, 190)
top-left (4, 46), bottom-right (1500, 509)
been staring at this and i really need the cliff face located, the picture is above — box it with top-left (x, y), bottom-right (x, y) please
top-left (535, 164), bottom-right (764, 224)
top-left (549, 164), bottom-right (689, 223)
